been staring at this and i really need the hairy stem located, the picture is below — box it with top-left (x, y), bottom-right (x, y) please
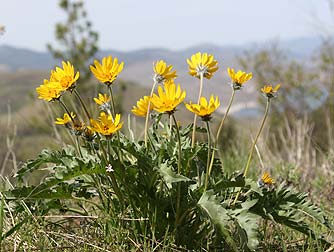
top-left (232, 98), bottom-right (271, 205)
top-left (172, 113), bottom-right (183, 233)
top-left (191, 73), bottom-right (204, 148)
top-left (144, 81), bottom-right (157, 147)
top-left (204, 121), bottom-right (212, 191)
top-left (206, 89), bottom-right (236, 181)
top-left (73, 89), bottom-right (91, 120)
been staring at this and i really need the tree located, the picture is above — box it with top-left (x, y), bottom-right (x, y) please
top-left (47, 0), bottom-right (99, 85)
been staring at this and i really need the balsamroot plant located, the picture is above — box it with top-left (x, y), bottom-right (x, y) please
top-left (2, 54), bottom-right (332, 251)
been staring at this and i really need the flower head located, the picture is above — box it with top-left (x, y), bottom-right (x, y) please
top-left (227, 68), bottom-right (252, 90)
top-left (153, 60), bottom-right (177, 84)
top-left (261, 84), bottom-right (281, 99)
top-left (72, 120), bottom-right (86, 135)
top-left (106, 164), bottom-right (114, 173)
top-left (55, 112), bottom-right (76, 125)
top-left (187, 52), bottom-right (218, 79)
top-left (90, 56), bottom-right (124, 85)
top-left (150, 81), bottom-right (186, 114)
top-left (185, 95), bottom-right (220, 121)
top-left (93, 93), bottom-right (111, 113)
top-left (36, 80), bottom-right (63, 102)
top-left (258, 172), bottom-right (274, 187)
top-left (88, 112), bottom-right (123, 137)
top-left (94, 93), bottom-right (110, 106)
top-left (132, 96), bottom-right (154, 117)
top-left (50, 61), bottom-right (79, 92)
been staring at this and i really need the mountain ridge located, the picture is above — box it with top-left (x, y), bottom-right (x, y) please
top-left (0, 36), bottom-right (322, 71)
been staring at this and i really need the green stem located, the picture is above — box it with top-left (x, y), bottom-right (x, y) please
top-left (191, 73), bottom-right (204, 148)
top-left (215, 89), bottom-right (236, 143)
top-left (144, 81), bottom-right (157, 147)
top-left (206, 89), bottom-right (236, 181)
top-left (243, 98), bottom-right (270, 178)
top-left (204, 121), bottom-right (212, 191)
top-left (107, 86), bottom-right (117, 117)
top-left (58, 99), bottom-right (75, 122)
top-left (73, 89), bottom-right (91, 120)
top-left (172, 114), bottom-right (182, 174)
top-left (232, 98), bottom-right (271, 205)
top-left (108, 86), bottom-right (123, 163)
top-left (98, 137), bottom-right (124, 206)
top-left (172, 113), bottom-right (182, 232)
top-left (76, 136), bottom-right (83, 158)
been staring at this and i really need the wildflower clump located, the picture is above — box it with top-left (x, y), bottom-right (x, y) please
top-left (6, 53), bottom-right (329, 252)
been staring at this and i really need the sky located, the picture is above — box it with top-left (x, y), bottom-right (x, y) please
top-left (0, 0), bottom-right (333, 52)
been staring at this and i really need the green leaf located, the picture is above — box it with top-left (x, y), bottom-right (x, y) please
top-left (233, 211), bottom-right (259, 250)
top-left (5, 159), bottom-right (102, 200)
top-left (158, 162), bottom-right (191, 184)
top-left (1, 217), bottom-right (29, 239)
top-left (198, 190), bottom-right (238, 251)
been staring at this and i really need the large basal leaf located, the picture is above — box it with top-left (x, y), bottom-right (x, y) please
top-left (233, 210), bottom-right (259, 251)
top-left (4, 159), bottom-right (102, 200)
top-left (198, 190), bottom-right (238, 251)
top-left (250, 184), bottom-right (331, 246)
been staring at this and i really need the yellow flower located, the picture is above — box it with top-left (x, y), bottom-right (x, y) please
top-left (50, 61), bottom-right (80, 91)
top-left (90, 56), bottom-right (124, 85)
top-left (187, 52), bottom-right (218, 79)
top-left (227, 68), bottom-right (252, 90)
top-left (131, 96), bottom-right (154, 117)
top-left (88, 112), bottom-right (123, 137)
top-left (153, 60), bottom-right (177, 84)
top-left (150, 82), bottom-right (186, 114)
top-left (55, 112), bottom-right (76, 125)
top-left (259, 172), bottom-right (274, 186)
top-left (94, 93), bottom-right (111, 106)
top-left (261, 84), bottom-right (281, 99)
top-left (185, 95), bottom-right (220, 121)
top-left (36, 80), bottom-right (63, 102)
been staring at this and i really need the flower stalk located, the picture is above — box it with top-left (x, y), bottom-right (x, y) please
top-left (206, 88), bottom-right (236, 181)
top-left (172, 114), bottom-right (182, 174)
top-left (191, 73), bottom-right (204, 148)
top-left (232, 98), bottom-right (271, 205)
top-left (204, 121), bottom-right (212, 191)
top-left (73, 89), bottom-right (91, 120)
top-left (144, 81), bottom-right (157, 147)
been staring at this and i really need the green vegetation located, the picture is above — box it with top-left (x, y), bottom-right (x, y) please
top-left (0, 50), bottom-right (333, 251)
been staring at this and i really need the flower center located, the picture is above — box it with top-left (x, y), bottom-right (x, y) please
top-left (196, 64), bottom-right (209, 76)
top-left (60, 76), bottom-right (73, 88)
top-left (153, 74), bottom-right (165, 84)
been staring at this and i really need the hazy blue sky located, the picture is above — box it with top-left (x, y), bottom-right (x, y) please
top-left (0, 0), bottom-right (333, 51)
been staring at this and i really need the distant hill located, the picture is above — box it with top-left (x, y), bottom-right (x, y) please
top-left (0, 36), bottom-right (324, 116)
top-left (0, 36), bottom-right (322, 71)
